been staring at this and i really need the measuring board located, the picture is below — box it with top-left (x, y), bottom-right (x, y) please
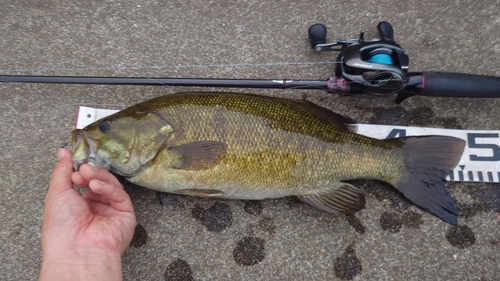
top-left (76, 106), bottom-right (500, 183)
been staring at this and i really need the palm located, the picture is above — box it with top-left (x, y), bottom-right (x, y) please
top-left (40, 149), bottom-right (136, 281)
top-left (68, 193), bottom-right (135, 253)
top-left (43, 154), bottom-right (136, 256)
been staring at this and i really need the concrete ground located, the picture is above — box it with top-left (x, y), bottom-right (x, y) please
top-left (1, 0), bottom-right (499, 280)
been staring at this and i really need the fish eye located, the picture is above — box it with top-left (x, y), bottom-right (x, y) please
top-left (99, 120), bottom-right (111, 132)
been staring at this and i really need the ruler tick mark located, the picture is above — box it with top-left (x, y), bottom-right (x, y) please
top-left (478, 171), bottom-right (484, 182)
top-left (468, 171), bottom-right (474, 181)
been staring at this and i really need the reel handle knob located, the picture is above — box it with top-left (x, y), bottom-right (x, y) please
top-left (308, 24), bottom-right (327, 50)
top-left (377, 21), bottom-right (394, 42)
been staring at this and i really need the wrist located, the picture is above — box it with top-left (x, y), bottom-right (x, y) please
top-left (40, 246), bottom-right (123, 281)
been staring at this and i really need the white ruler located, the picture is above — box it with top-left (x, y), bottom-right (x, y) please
top-left (76, 106), bottom-right (500, 183)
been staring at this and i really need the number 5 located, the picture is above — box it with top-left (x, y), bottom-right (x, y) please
top-left (467, 133), bottom-right (500, 161)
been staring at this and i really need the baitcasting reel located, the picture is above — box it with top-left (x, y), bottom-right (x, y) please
top-left (308, 21), bottom-right (410, 95)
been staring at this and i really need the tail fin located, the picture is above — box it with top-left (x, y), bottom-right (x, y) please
top-left (394, 136), bottom-right (465, 225)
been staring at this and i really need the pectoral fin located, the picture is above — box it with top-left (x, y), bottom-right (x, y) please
top-left (169, 141), bottom-right (227, 170)
top-left (298, 183), bottom-right (365, 214)
top-left (176, 189), bottom-right (225, 199)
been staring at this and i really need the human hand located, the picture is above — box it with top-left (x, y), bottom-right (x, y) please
top-left (40, 148), bottom-right (136, 281)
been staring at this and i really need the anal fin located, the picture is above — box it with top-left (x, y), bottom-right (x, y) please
top-left (298, 183), bottom-right (366, 214)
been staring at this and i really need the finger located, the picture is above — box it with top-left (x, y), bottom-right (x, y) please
top-left (71, 171), bottom-right (90, 188)
top-left (83, 187), bottom-right (111, 205)
top-left (78, 164), bottom-right (123, 189)
top-left (46, 149), bottom-right (76, 201)
top-left (88, 179), bottom-right (134, 213)
top-left (82, 188), bottom-right (101, 202)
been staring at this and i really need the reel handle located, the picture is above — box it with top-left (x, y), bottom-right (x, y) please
top-left (308, 24), bottom-right (327, 50)
top-left (377, 21), bottom-right (394, 42)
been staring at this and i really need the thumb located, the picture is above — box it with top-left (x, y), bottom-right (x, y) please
top-left (46, 148), bottom-right (75, 201)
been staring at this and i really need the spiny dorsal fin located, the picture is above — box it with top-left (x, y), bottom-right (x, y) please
top-left (298, 183), bottom-right (366, 214)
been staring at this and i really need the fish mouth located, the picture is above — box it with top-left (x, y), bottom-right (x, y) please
top-left (71, 129), bottom-right (99, 171)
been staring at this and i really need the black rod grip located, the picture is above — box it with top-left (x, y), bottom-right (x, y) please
top-left (420, 72), bottom-right (500, 98)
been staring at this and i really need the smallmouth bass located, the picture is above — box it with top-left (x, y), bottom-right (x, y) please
top-left (72, 92), bottom-right (465, 225)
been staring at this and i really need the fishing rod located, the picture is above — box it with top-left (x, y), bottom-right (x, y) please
top-left (1, 21), bottom-right (499, 103)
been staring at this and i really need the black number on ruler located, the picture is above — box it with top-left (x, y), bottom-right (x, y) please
top-left (386, 129), bottom-right (406, 138)
top-left (467, 133), bottom-right (500, 161)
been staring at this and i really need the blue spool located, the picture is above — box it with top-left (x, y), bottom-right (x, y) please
top-left (366, 53), bottom-right (393, 65)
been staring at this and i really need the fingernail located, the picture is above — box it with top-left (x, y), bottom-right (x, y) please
top-left (57, 148), bottom-right (66, 160)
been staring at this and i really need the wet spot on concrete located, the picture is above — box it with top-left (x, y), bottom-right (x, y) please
top-left (9, 223), bottom-right (23, 238)
top-left (368, 106), bottom-right (462, 129)
top-left (244, 200), bottom-right (263, 215)
top-left (446, 225), bottom-right (476, 249)
top-left (437, 117), bottom-right (462, 129)
top-left (164, 259), bottom-right (194, 281)
top-left (347, 180), bottom-right (412, 212)
top-left (450, 182), bottom-right (500, 218)
top-left (470, 184), bottom-right (500, 212)
top-left (407, 107), bottom-right (435, 126)
top-left (345, 214), bottom-right (365, 234)
top-left (192, 202), bottom-right (232, 232)
top-left (457, 202), bottom-right (485, 218)
top-left (285, 196), bottom-right (303, 207)
top-left (368, 106), bottom-right (411, 126)
top-left (380, 212), bottom-right (402, 233)
top-left (157, 192), bottom-right (182, 207)
top-left (402, 211), bottom-right (423, 228)
top-left (245, 224), bottom-right (255, 236)
top-left (409, 107), bottom-right (462, 129)
top-left (130, 224), bottom-right (148, 247)
top-left (233, 236), bottom-right (265, 266)
top-left (334, 244), bottom-right (362, 280)
top-left (258, 216), bottom-right (277, 235)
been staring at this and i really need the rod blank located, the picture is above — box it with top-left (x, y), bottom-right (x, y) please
top-left (0, 75), bottom-right (328, 90)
